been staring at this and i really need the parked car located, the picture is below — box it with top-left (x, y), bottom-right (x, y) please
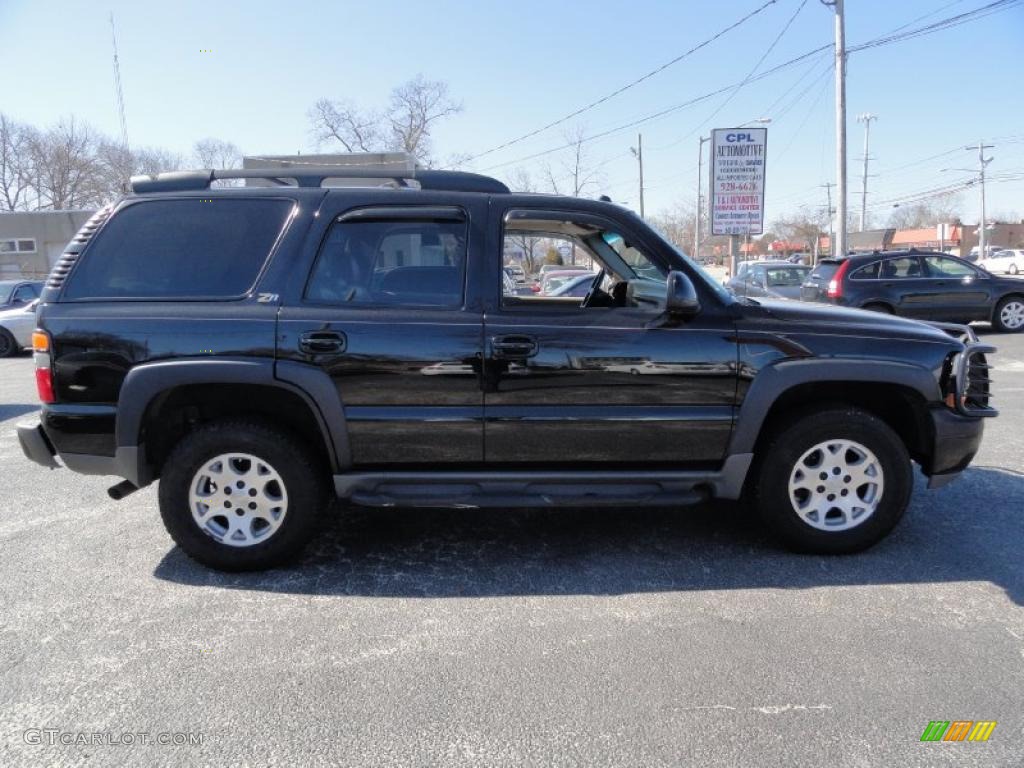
top-left (535, 268), bottom-right (593, 295)
top-left (0, 298), bottom-right (37, 357)
top-left (726, 261), bottom-right (811, 300)
top-left (505, 263), bottom-right (526, 283)
top-left (981, 249), bottom-right (1024, 275)
top-left (0, 279), bottom-right (42, 311)
top-left (548, 272), bottom-right (599, 298)
top-left (16, 168), bottom-right (996, 570)
top-left (800, 249), bottom-right (1024, 331)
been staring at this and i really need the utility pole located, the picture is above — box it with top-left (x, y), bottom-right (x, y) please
top-left (821, 182), bottom-right (835, 261)
top-left (821, 0), bottom-right (847, 258)
top-left (856, 113), bottom-right (877, 231)
top-left (965, 141), bottom-right (995, 259)
top-left (694, 135), bottom-right (710, 259)
top-left (631, 133), bottom-right (645, 219)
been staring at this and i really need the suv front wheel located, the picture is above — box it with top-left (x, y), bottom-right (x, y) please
top-left (751, 408), bottom-right (913, 554)
top-left (158, 420), bottom-right (328, 571)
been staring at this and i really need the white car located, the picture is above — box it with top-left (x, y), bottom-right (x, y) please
top-left (981, 249), bottom-right (1024, 275)
top-left (0, 299), bottom-right (37, 357)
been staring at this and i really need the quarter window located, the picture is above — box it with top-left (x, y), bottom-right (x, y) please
top-left (306, 216), bottom-right (467, 307)
top-left (850, 261), bottom-right (880, 280)
top-left (64, 199), bottom-right (293, 300)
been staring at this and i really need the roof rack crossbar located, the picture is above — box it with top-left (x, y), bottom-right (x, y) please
top-left (128, 168), bottom-right (510, 195)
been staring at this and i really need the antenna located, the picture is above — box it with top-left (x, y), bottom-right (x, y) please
top-left (110, 13), bottom-right (129, 149)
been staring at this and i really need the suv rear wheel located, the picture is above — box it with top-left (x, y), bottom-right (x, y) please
top-left (751, 408), bottom-right (912, 554)
top-left (158, 420), bottom-right (328, 571)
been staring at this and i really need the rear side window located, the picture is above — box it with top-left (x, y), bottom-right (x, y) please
top-left (808, 261), bottom-right (841, 281)
top-left (306, 217), bottom-right (467, 307)
top-left (850, 261), bottom-right (880, 280)
top-left (64, 199), bottom-right (293, 300)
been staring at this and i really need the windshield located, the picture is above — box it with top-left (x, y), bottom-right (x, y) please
top-left (642, 222), bottom-right (735, 303)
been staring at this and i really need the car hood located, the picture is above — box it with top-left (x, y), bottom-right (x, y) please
top-left (739, 298), bottom-right (959, 344)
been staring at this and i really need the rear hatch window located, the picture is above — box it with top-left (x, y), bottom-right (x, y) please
top-left (806, 260), bottom-right (842, 283)
top-left (63, 198), bottom-right (293, 300)
top-left (801, 259), bottom-right (843, 299)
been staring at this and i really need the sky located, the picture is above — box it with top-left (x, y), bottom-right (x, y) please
top-left (2, 0), bottom-right (1023, 230)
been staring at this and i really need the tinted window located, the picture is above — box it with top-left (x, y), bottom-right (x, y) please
top-left (850, 261), bottom-right (880, 280)
top-left (306, 218), bottom-right (467, 307)
top-left (925, 256), bottom-right (976, 278)
top-left (809, 261), bottom-right (842, 281)
top-left (12, 284), bottom-right (37, 302)
top-left (65, 199), bottom-right (292, 299)
top-left (765, 267), bottom-right (807, 286)
top-left (878, 257), bottom-right (923, 279)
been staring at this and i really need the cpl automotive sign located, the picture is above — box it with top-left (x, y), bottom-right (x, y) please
top-left (710, 127), bottom-right (767, 236)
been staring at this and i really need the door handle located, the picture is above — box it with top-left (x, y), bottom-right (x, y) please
top-left (299, 331), bottom-right (347, 355)
top-left (491, 335), bottom-right (538, 359)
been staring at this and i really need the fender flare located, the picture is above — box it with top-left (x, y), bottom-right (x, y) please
top-left (727, 358), bottom-right (940, 455)
top-left (116, 357), bottom-right (350, 474)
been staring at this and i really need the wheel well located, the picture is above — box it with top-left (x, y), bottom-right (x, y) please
top-left (141, 384), bottom-right (334, 478)
top-left (861, 301), bottom-right (893, 312)
top-left (753, 381), bottom-right (933, 466)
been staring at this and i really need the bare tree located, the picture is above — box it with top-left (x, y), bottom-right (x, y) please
top-left (386, 75), bottom-right (462, 164)
top-left (309, 76), bottom-right (462, 165)
top-left (649, 199), bottom-right (697, 255)
top-left (0, 114), bottom-right (37, 211)
top-left (308, 99), bottom-right (381, 153)
top-left (502, 168), bottom-right (543, 274)
top-left (773, 206), bottom-right (830, 252)
top-left (543, 126), bottom-right (602, 198)
top-left (193, 138), bottom-right (242, 169)
top-left (28, 117), bottom-right (106, 209)
top-left (887, 194), bottom-right (962, 229)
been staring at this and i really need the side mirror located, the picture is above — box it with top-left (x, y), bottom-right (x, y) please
top-left (666, 271), bottom-right (701, 317)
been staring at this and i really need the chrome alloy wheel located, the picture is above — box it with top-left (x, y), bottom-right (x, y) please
top-left (999, 299), bottom-right (1024, 330)
top-left (189, 453), bottom-right (288, 547)
top-left (787, 439), bottom-right (884, 531)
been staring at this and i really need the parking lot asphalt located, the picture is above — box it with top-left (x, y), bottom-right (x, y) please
top-left (1, 328), bottom-right (1022, 768)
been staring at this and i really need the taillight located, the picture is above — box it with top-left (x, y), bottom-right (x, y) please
top-left (32, 330), bottom-right (55, 404)
top-left (826, 260), bottom-right (851, 299)
top-left (35, 368), bottom-right (55, 404)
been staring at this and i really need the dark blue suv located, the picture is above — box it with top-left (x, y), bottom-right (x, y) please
top-left (801, 249), bottom-right (1024, 331)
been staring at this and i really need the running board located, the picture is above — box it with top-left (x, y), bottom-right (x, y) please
top-left (333, 456), bottom-right (752, 508)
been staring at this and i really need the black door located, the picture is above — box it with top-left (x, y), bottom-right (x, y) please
top-left (277, 198), bottom-right (485, 467)
top-left (875, 255), bottom-right (935, 318)
top-left (482, 206), bottom-right (738, 466)
top-left (920, 254), bottom-right (994, 321)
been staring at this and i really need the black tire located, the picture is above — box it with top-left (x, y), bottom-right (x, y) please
top-left (751, 407), bottom-right (913, 554)
top-left (861, 302), bottom-right (893, 314)
top-left (0, 328), bottom-right (17, 358)
top-left (158, 419), bottom-right (329, 571)
top-left (992, 295), bottom-right (1024, 333)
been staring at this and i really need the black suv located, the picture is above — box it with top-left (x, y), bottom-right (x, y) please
top-left (800, 249), bottom-right (1024, 331)
top-left (15, 168), bottom-right (997, 570)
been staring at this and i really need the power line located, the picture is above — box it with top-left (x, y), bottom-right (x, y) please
top-left (458, 0), bottom-right (782, 165)
top-left (473, 0), bottom-right (1021, 176)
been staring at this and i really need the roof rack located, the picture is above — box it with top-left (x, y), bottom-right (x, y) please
top-left (128, 168), bottom-right (510, 195)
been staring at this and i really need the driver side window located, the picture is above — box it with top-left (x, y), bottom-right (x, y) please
top-left (500, 211), bottom-right (666, 311)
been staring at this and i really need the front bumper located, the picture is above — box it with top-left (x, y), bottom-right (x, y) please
top-left (16, 419), bottom-right (146, 486)
top-left (925, 408), bottom-right (985, 489)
